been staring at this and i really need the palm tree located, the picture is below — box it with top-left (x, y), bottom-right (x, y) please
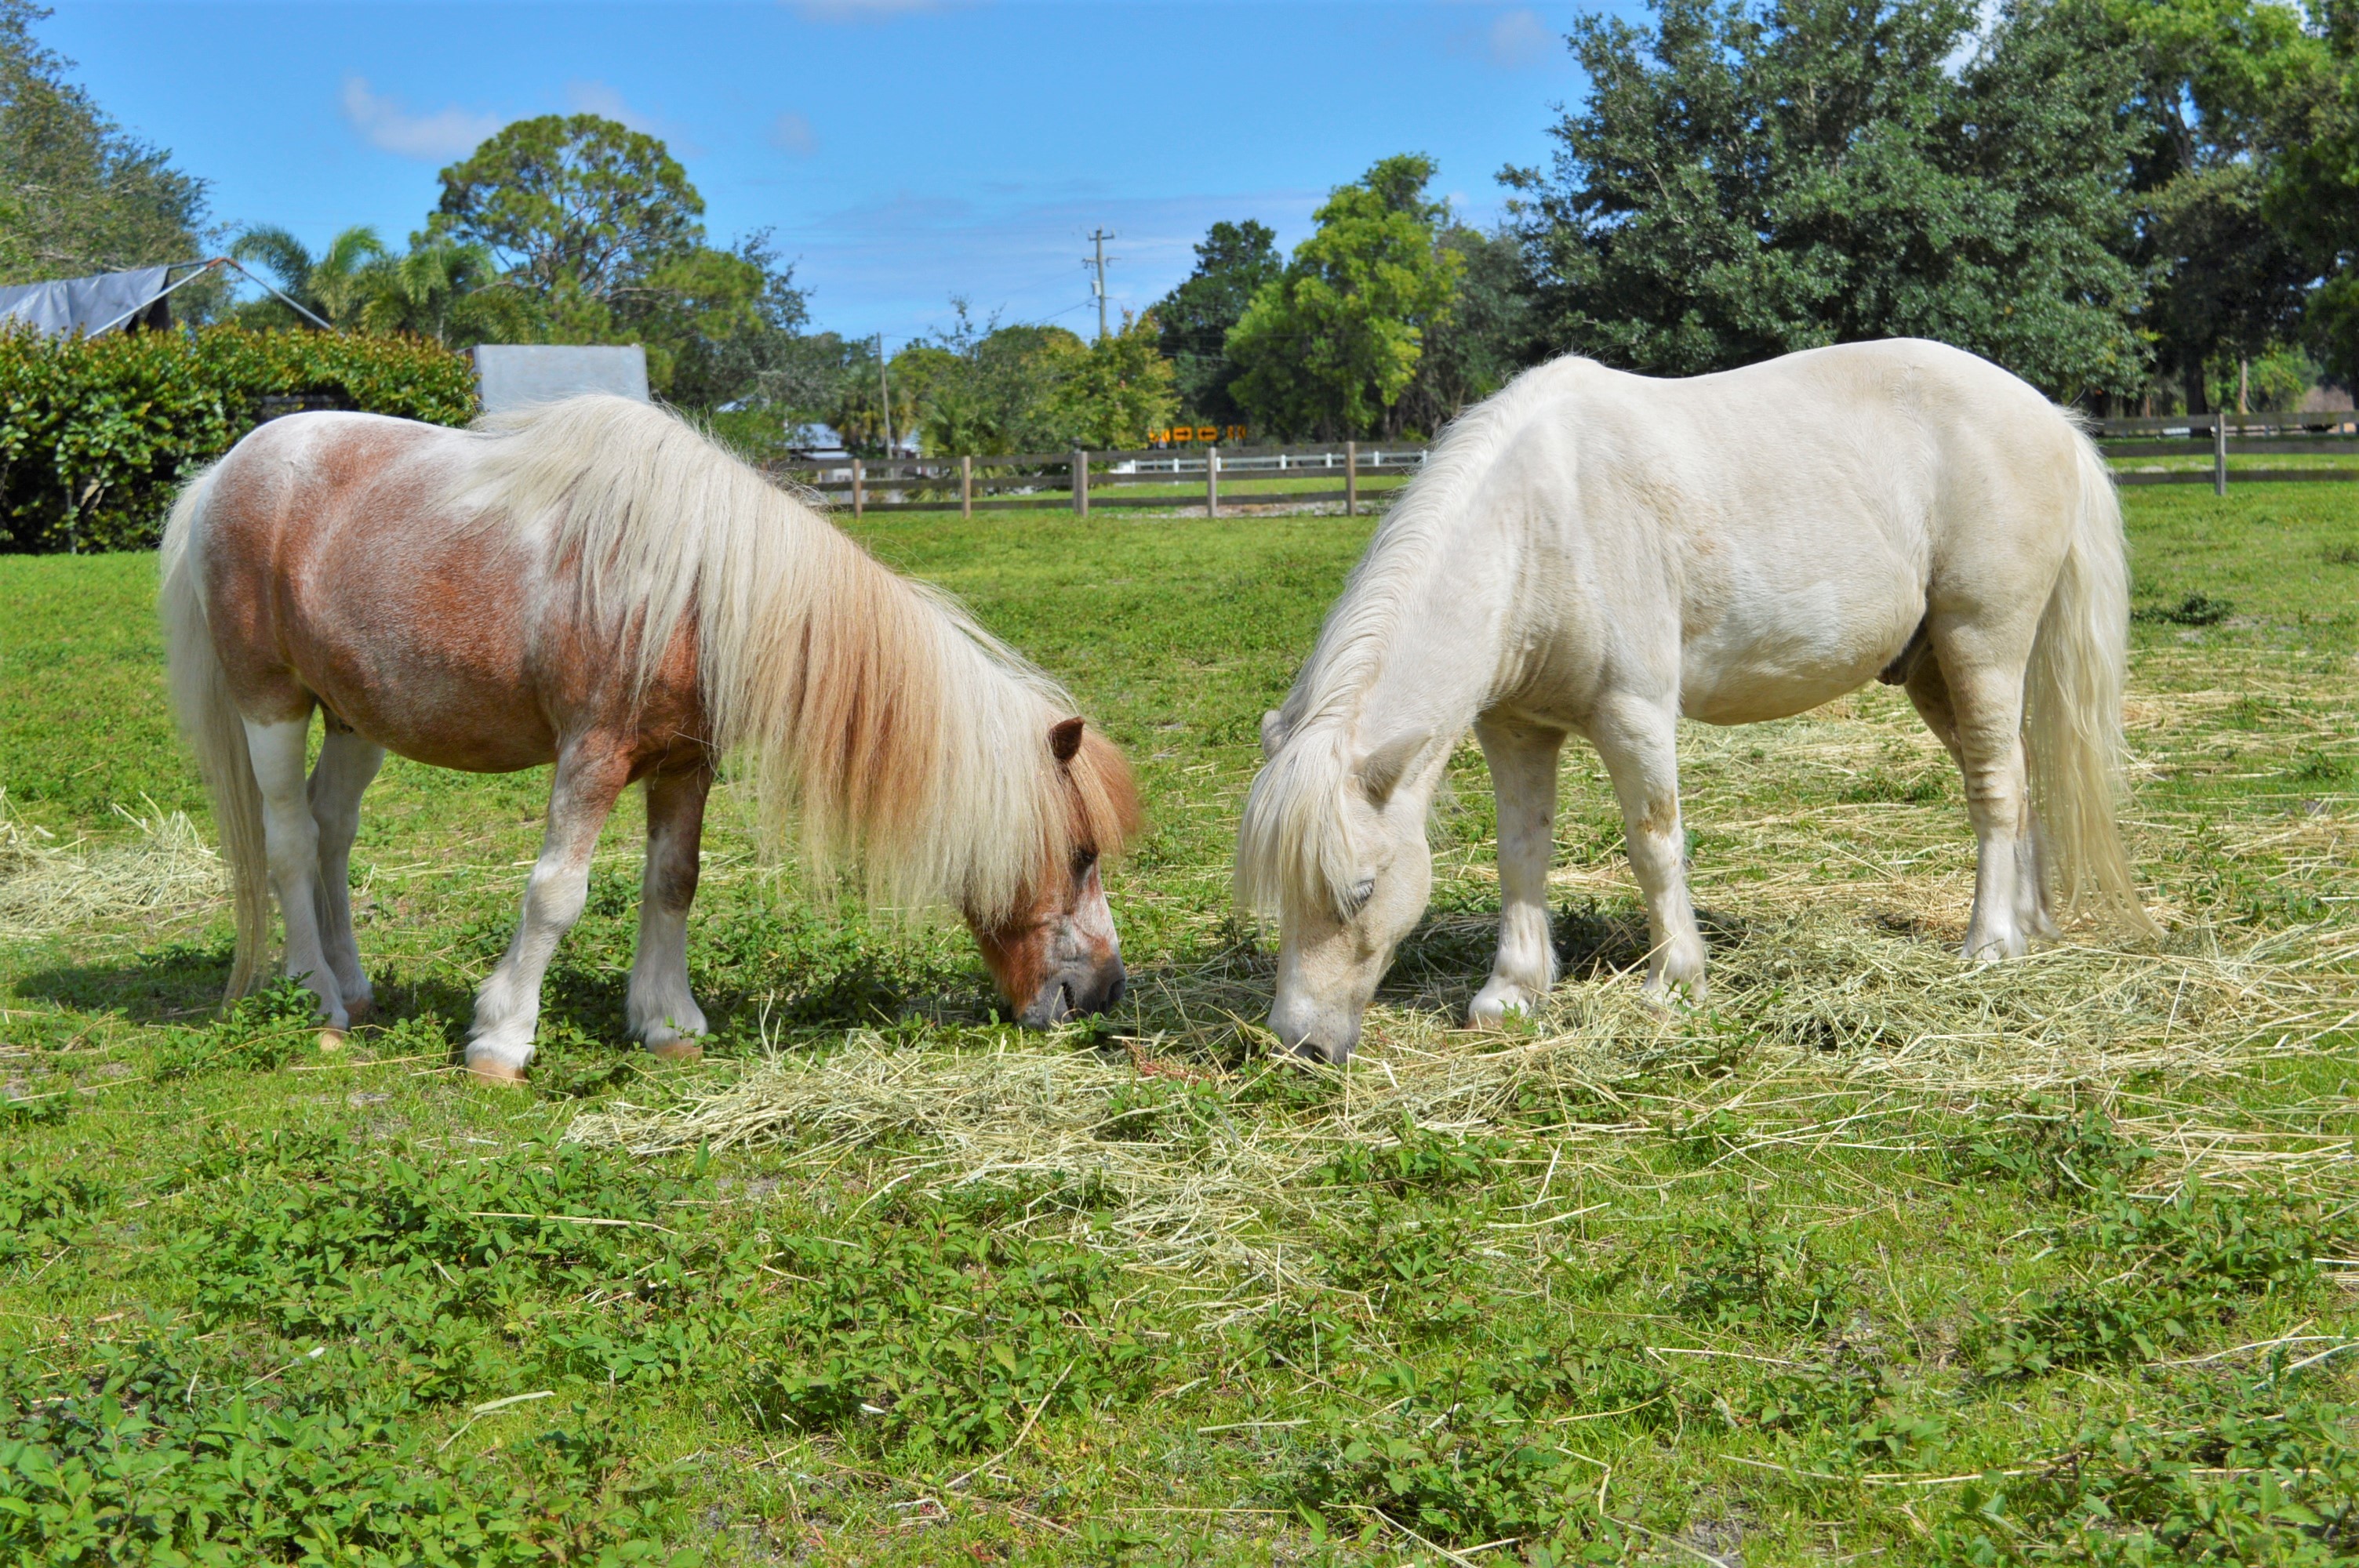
top-left (355, 236), bottom-right (539, 348)
top-left (228, 224), bottom-right (387, 329)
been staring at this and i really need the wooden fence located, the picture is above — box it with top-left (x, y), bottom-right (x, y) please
top-left (762, 412), bottom-right (2359, 516)
top-left (763, 441), bottom-right (1430, 517)
top-left (2092, 412), bottom-right (2359, 492)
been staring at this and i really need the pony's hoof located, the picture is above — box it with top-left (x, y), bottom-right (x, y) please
top-left (1467, 981), bottom-right (1537, 1029)
top-left (317, 1027), bottom-right (347, 1052)
top-left (467, 1059), bottom-right (530, 1087)
top-left (647, 1039), bottom-right (704, 1064)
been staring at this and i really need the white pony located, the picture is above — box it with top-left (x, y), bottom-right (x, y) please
top-left (1238, 339), bottom-right (2155, 1062)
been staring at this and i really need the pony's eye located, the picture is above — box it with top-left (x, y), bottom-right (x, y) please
top-left (1339, 877), bottom-right (1376, 916)
top-left (1072, 848), bottom-right (1100, 879)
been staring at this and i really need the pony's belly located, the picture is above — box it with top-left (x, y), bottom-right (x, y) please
top-left (339, 705), bottom-right (558, 773)
top-left (1680, 667), bottom-right (1874, 726)
top-left (1677, 619), bottom-right (1916, 725)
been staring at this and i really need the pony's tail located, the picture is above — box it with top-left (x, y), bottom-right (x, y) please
top-left (160, 467), bottom-right (271, 1000)
top-left (2023, 430), bottom-right (2157, 937)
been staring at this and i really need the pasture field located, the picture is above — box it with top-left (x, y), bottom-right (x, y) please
top-left (3, 485), bottom-right (2359, 1566)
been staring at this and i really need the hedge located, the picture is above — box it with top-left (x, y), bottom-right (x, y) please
top-left (0, 326), bottom-right (478, 553)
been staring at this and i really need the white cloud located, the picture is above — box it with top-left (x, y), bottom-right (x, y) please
top-left (565, 79), bottom-right (656, 132)
top-left (564, 81), bottom-right (700, 154)
top-left (1485, 7), bottom-right (1554, 69)
top-left (769, 111), bottom-right (818, 155)
top-left (791, 0), bottom-right (943, 21)
top-left (339, 76), bottom-right (502, 160)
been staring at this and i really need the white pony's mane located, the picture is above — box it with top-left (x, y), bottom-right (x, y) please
top-left (449, 395), bottom-right (1133, 924)
top-left (1235, 369), bottom-right (1553, 917)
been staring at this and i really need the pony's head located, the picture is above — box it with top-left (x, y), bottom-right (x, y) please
top-left (1236, 710), bottom-right (1440, 1062)
top-left (966, 716), bottom-right (1143, 1027)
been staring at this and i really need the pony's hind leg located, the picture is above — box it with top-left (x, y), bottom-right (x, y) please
top-left (1923, 637), bottom-right (2044, 960)
top-left (307, 726), bottom-right (385, 1022)
top-left (1469, 718), bottom-right (1565, 1027)
top-left (242, 715), bottom-right (347, 1027)
top-left (1905, 652), bottom-right (2055, 946)
top-left (627, 765), bottom-right (711, 1061)
top-left (1587, 694), bottom-right (1708, 1001)
top-left (466, 742), bottom-right (634, 1083)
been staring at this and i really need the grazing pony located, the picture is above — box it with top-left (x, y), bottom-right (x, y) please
top-left (1238, 339), bottom-right (2154, 1062)
top-left (162, 395), bottom-right (1140, 1083)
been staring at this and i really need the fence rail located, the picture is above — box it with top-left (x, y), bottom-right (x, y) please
top-left (762, 440), bottom-right (1434, 517)
top-left (2090, 412), bottom-right (2359, 493)
top-left (756, 413), bottom-right (2359, 516)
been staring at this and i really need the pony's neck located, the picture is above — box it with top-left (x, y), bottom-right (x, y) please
top-left (1325, 470), bottom-right (1521, 765)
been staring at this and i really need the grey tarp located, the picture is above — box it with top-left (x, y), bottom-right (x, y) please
top-left (0, 266), bottom-right (171, 335)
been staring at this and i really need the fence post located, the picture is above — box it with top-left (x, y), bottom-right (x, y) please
top-left (1073, 451), bottom-right (1089, 517)
top-left (852, 456), bottom-right (864, 517)
top-left (2212, 413), bottom-right (2228, 495)
top-left (961, 454), bottom-right (973, 520)
top-left (1206, 445), bottom-right (1219, 518)
top-left (1344, 441), bottom-right (1357, 516)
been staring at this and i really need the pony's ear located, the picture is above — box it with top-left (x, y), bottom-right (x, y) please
top-left (1356, 728), bottom-right (1430, 807)
top-left (1259, 709), bottom-right (1289, 759)
top-left (1049, 716), bottom-right (1085, 764)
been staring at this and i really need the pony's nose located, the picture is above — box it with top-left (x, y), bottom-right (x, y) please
top-left (1017, 960), bottom-right (1125, 1028)
top-left (1267, 998), bottom-right (1358, 1064)
top-left (1072, 961), bottom-right (1125, 1017)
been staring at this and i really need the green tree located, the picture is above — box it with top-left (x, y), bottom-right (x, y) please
top-left (634, 231), bottom-right (813, 412)
top-left (827, 333), bottom-right (918, 456)
top-left (892, 307), bottom-right (1089, 456)
top-left (427, 118), bottom-right (813, 408)
top-left (0, 0), bottom-right (207, 285)
top-left (1507, 0), bottom-right (2146, 398)
top-left (2113, 0), bottom-right (2327, 412)
top-left (1054, 311), bottom-right (1181, 448)
top-left (2270, 2), bottom-right (2359, 390)
top-left (228, 225), bottom-right (388, 330)
top-left (1395, 225), bottom-right (1535, 437)
top-left (1226, 154), bottom-right (1464, 441)
top-left (354, 235), bottom-right (540, 350)
top-left (429, 114), bottom-right (703, 300)
top-left (1152, 220), bottom-right (1281, 426)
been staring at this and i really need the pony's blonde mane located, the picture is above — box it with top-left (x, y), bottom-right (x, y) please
top-left (449, 395), bottom-right (1134, 924)
top-left (1236, 367), bottom-right (1559, 917)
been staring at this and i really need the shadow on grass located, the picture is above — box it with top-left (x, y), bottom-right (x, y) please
top-left (16, 940), bottom-right (234, 1025)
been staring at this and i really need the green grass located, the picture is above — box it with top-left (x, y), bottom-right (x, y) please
top-left (2, 485), bottom-right (2357, 1565)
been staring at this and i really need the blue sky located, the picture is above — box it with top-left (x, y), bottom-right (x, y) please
top-left (47, 1), bottom-right (1633, 345)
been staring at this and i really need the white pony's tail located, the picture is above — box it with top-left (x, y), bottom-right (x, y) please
top-left (159, 466), bottom-right (272, 1000)
top-left (2023, 430), bottom-right (2157, 936)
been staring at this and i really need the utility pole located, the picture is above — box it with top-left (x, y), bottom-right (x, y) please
top-left (875, 332), bottom-right (893, 456)
top-left (1085, 230), bottom-right (1114, 341)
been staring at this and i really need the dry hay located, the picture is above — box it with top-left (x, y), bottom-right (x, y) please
top-left (569, 909), bottom-right (2359, 1300)
top-left (0, 789), bottom-right (226, 944)
top-left (570, 655), bottom-right (2359, 1300)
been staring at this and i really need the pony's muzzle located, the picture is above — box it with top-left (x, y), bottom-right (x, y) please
top-left (1018, 960), bottom-right (1126, 1028)
top-left (1267, 999), bottom-right (1359, 1065)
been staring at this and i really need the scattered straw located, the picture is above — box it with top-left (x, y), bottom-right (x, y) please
top-left (569, 906), bottom-right (2359, 1297)
top-left (0, 789), bottom-right (225, 944)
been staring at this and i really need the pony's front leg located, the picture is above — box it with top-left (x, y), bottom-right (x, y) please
top-left (307, 727), bottom-right (384, 1022)
top-left (627, 765), bottom-right (711, 1061)
top-left (243, 715), bottom-right (346, 1025)
top-left (466, 742), bottom-right (633, 1083)
top-left (1469, 718), bottom-right (1565, 1028)
top-left (1588, 695), bottom-right (1707, 1002)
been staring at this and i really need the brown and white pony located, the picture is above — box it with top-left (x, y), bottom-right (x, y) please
top-left (161, 395), bottom-right (1140, 1083)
